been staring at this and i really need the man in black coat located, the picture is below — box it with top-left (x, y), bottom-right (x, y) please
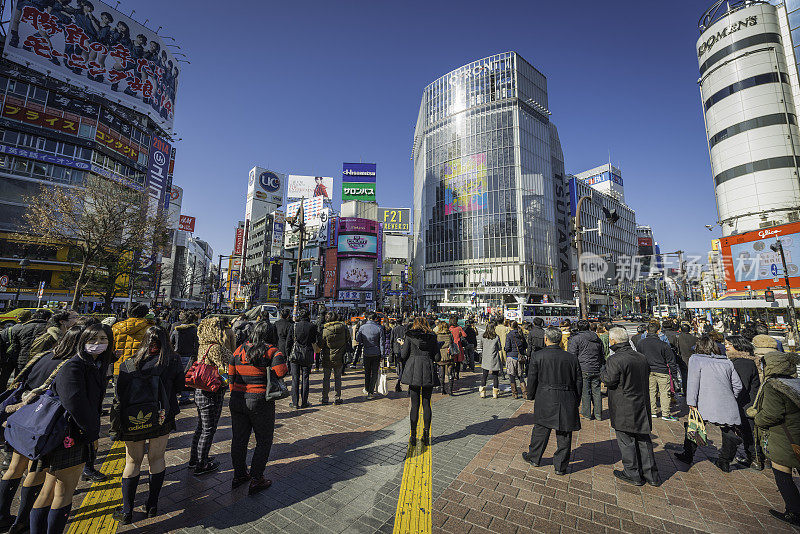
top-left (567, 319), bottom-right (605, 420)
top-left (275, 308), bottom-right (295, 362)
top-left (675, 323), bottom-right (697, 395)
top-left (635, 321), bottom-right (680, 420)
top-left (526, 317), bottom-right (545, 358)
top-left (601, 327), bottom-right (660, 487)
top-left (291, 309), bottom-right (317, 409)
top-left (522, 327), bottom-right (582, 475)
top-left (390, 319), bottom-right (407, 392)
top-left (10, 308), bottom-right (52, 373)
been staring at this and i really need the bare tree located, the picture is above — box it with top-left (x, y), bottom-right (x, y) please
top-left (21, 176), bottom-right (168, 309)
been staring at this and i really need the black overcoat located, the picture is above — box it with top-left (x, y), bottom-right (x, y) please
top-left (400, 329), bottom-right (439, 388)
top-left (600, 344), bottom-right (652, 434)
top-left (526, 345), bottom-right (582, 431)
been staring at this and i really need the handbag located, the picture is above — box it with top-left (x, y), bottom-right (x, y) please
top-left (185, 347), bottom-right (222, 392)
top-left (377, 372), bottom-right (388, 395)
top-left (289, 325), bottom-right (301, 364)
top-left (686, 407), bottom-right (708, 446)
top-left (264, 368), bottom-right (290, 401)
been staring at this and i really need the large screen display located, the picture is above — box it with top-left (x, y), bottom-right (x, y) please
top-left (719, 221), bottom-right (800, 291)
top-left (443, 153), bottom-right (487, 215)
top-left (5, 0), bottom-right (180, 131)
top-left (338, 234), bottom-right (378, 255)
top-left (338, 257), bottom-right (375, 290)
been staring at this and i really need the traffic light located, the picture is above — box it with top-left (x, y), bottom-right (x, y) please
top-left (765, 289), bottom-right (775, 303)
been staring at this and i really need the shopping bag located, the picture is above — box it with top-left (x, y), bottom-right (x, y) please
top-left (686, 407), bottom-right (707, 446)
top-left (377, 372), bottom-right (388, 395)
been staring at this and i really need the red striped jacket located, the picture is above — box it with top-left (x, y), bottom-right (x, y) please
top-left (228, 343), bottom-right (288, 397)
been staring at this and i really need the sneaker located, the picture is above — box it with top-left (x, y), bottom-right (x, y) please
top-left (333, 398), bottom-right (343, 405)
top-left (651, 414), bottom-right (658, 418)
top-left (138, 505), bottom-right (157, 518)
top-left (248, 476), bottom-right (272, 495)
top-left (661, 415), bottom-right (678, 422)
top-left (362, 388), bottom-right (369, 394)
top-left (769, 509), bottom-right (800, 527)
top-left (112, 508), bottom-right (133, 525)
top-left (81, 469), bottom-right (108, 482)
top-left (194, 460), bottom-right (220, 476)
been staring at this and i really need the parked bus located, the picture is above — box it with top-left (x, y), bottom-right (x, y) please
top-left (653, 304), bottom-right (679, 319)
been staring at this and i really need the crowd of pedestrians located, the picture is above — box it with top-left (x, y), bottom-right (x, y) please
top-left (0, 304), bottom-right (799, 530)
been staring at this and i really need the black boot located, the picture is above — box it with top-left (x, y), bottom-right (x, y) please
top-left (10, 483), bottom-right (43, 533)
top-left (0, 477), bottom-right (21, 527)
top-left (113, 475), bottom-right (139, 524)
top-left (145, 471), bottom-right (165, 516)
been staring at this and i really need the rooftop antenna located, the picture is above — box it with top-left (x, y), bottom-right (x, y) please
top-left (143, 19), bottom-right (149, 26)
top-left (129, 10), bottom-right (135, 18)
top-left (155, 26), bottom-right (162, 34)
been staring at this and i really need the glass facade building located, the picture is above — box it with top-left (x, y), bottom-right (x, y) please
top-left (412, 52), bottom-right (571, 309)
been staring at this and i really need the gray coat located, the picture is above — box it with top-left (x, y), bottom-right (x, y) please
top-left (480, 336), bottom-right (502, 372)
top-left (687, 353), bottom-right (743, 426)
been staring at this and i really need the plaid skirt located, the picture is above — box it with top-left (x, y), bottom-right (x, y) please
top-left (31, 440), bottom-right (90, 473)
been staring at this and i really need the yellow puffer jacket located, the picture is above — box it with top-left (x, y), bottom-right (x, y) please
top-left (112, 317), bottom-right (152, 374)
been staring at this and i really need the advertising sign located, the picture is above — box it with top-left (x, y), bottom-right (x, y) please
top-left (324, 249), bottom-right (337, 299)
top-left (5, 1), bottom-right (179, 131)
top-left (271, 210), bottom-right (285, 256)
top-left (178, 215), bottom-right (196, 232)
top-left (338, 217), bottom-right (379, 235)
top-left (379, 208), bottom-right (410, 232)
top-left (1, 102), bottom-right (82, 136)
top-left (338, 235), bottom-right (378, 255)
top-left (146, 136), bottom-right (171, 216)
top-left (443, 153), bottom-right (487, 215)
top-left (248, 167), bottom-right (285, 207)
top-left (719, 221), bottom-right (800, 291)
top-left (337, 290), bottom-right (373, 302)
top-left (638, 237), bottom-right (653, 247)
top-left (338, 257), bottom-right (375, 290)
top-left (342, 162), bottom-right (377, 201)
top-left (234, 227), bottom-right (245, 256)
top-left (286, 196), bottom-right (325, 225)
top-left (287, 175), bottom-right (333, 201)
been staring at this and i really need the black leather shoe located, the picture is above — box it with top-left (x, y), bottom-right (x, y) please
top-left (673, 451), bottom-right (692, 464)
top-left (521, 452), bottom-right (539, 467)
top-left (112, 508), bottom-right (133, 525)
top-left (82, 469), bottom-right (108, 482)
top-left (714, 459), bottom-right (731, 473)
top-left (613, 470), bottom-right (644, 486)
top-left (770, 509), bottom-right (800, 527)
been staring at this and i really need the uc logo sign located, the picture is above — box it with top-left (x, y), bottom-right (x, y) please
top-left (259, 171), bottom-right (281, 193)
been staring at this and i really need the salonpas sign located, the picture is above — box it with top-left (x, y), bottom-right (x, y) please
top-left (342, 162), bottom-right (377, 201)
top-left (698, 15), bottom-right (758, 58)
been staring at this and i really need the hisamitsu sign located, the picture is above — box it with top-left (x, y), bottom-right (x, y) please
top-left (379, 208), bottom-right (410, 232)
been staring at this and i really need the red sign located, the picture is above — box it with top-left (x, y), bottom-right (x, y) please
top-left (719, 221), bottom-right (800, 291)
top-left (234, 228), bottom-right (244, 256)
top-left (323, 249), bottom-right (338, 298)
top-left (178, 215), bottom-right (196, 232)
top-left (95, 129), bottom-right (140, 161)
top-left (638, 237), bottom-right (653, 247)
top-left (1, 102), bottom-right (80, 136)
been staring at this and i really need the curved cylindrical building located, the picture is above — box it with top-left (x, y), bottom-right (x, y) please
top-left (698, 0), bottom-right (800, 235)
top-left (411, 52), bottom-right (571, 309)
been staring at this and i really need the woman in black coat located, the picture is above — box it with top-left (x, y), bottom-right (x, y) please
top-left (724, 335), bottom-right (762, 469)
top-left (29, 324), bottom-right (115, 534)
top-left (112, 326), bottom-right (184, 524)
top-left (400, 317), bottom-right (439, 446)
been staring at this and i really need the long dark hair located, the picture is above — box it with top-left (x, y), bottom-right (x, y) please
top-left (483, 322), bottom-right (497, 339)
top-left (77, 324), bottom-right (115, 365)
top-left (53, 325), bottom-right (85, 360)
top-left (130, 326), bottom-right (173, 370)
top-left (244, 322), bottom-right (275, 367)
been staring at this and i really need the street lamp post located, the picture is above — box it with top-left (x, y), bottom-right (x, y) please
top-left (13, 258), bottom-right (30, 309)
top-left (573, 196), bottom-right (619, 320)
top-left (288, 200), bottom-right (306, 320)
top-left (771, 239), bottom-right (799, 342)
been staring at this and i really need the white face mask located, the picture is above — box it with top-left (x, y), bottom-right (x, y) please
top-left (84, 342), bottom-right (108, 355)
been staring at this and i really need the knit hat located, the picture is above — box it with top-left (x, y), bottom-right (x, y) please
top-left (752, 334), bottom-right (778, 350)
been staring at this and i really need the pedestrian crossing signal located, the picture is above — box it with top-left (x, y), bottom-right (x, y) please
top-left (765, 289), bottom-right (775, 303)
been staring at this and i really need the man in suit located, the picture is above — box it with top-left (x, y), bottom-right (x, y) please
top-left (522, 327), bottom-right (582, 475)
top-left (601, 327), bottom-right (661, 487)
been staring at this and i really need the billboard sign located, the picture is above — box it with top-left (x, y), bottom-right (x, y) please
top-left (248, 167), bottom-right (284, 207)
top-left (5, 1), bottom-right (180, 131)
top-left (287, 175), bottom-right (333, 201)
top-left (338, 234), bottom-right (378, 255)
top-left (146, 136), bottom-right (171, 216)
top-left (324, 248), bottom-right (337, 298)
top-left (719, 221), bottom-right (800, 291)
top-left (379, 208), bottom-right (410, 232)
top-left (338, 257), bottom-right (375, 290)
top-left (443, 153), bottom-right (487, 215)
top-left (178, 215), bottom-right (196, 232)
top-left (338, 217), bottom-right (379, 235)
top-left (286, 196), bottom-right (325, 226)
top-left (234, 227), bottom-right (244, 256)
top-left (337, 290), bottom-right (373, 302)
top-left (342, 162), bottom-right (376, 201)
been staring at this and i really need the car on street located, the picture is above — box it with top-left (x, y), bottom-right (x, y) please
top-left (0, 307), bottom-right (40, 328)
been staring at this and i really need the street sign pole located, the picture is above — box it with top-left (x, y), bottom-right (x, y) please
top-left (773, 239), bottom-right (799, 345)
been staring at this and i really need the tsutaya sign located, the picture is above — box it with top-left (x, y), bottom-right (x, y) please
top-left (698, 15), bottom-right (758, 58)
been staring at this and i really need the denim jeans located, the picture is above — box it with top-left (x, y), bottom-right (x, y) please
top-left (581, 373), bottom-right (602, 419)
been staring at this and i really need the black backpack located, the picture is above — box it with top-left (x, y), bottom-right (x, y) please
top-left (115, 367), bottom-right (170, 439)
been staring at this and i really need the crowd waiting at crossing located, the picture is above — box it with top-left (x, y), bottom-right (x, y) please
top-left (0, 305), bottom-right (798, 531)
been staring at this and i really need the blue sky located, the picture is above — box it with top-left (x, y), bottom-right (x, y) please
top-left (36, 0), bottom-right (721, 261)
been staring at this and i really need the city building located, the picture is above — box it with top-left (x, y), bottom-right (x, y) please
top-left (574, 163), bottom-right (625, 203)
top-left (698, 0), bottom-right (800, 236)
top-left (243, 211), bottom-right (284, 304)
top-left (0, 4), bottom-right (181, 309)
top-left (569, 175), bottom-right (638, 315)
top-left (411, 52), bottom-right (571, 310)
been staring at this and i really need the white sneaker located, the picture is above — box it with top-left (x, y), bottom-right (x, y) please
top-left (362, 388), bottom-right (368, 394)
top-left (651, 414), bottom-right (658, 418)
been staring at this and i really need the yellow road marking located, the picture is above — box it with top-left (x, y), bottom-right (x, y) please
top-left (67, 441), bottom-right (125, 534)
top-left (393, 406), bottom-right (432, 534)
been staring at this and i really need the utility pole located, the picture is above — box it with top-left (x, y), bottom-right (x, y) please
top-left (772, 239), bottom-right (799, 343)
top-left (289, 200), bottom-right (306, 320)
top-left (574, 195), bottom-right (590, 319)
